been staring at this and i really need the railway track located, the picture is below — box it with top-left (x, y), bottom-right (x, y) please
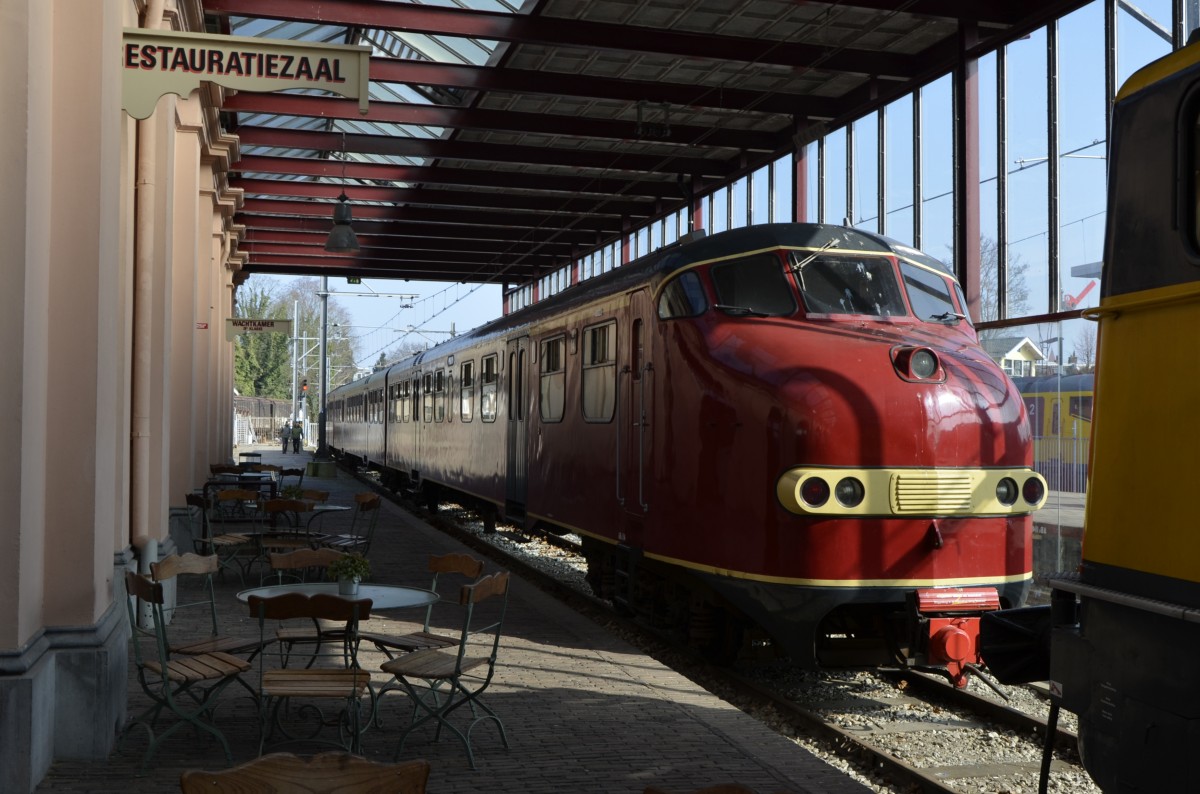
top-left (355, 466), bottom-right (1097, 794)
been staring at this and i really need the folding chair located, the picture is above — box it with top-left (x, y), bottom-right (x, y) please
top-left (150, 553), bottom-right (265, 662)
top-left (280, 467), bottom-right (305, 491)
top-left (362, 553), bottom-right (485, 659)
top-left (207, 488), bottom-right (264, 583)
top-left (180, 752), bottom-right (430, 794)
top-left (122, 570), bottom-right (250, 772)
top-left (266, 548), bottom-right (352, 666)
top-left (321, 493), bottom-right (382, 556)
top-left (259, 498), bottom-right (319, 557)
top-left (248, 592), bottom-right (374, 754)
top-left (378, 571), bottom-right (512, 769)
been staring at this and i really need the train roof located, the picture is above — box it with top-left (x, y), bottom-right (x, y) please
top-left (330, 223), bottom-right (955, 392)
top-left (1011, 374), bottom-right (1094, 392)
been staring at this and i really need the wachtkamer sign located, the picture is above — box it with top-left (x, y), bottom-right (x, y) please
top-left (225, 318), bottom-right (293, 342)
top-left (122, 28), bottom-right (369, 119)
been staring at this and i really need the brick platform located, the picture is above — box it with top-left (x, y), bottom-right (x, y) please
top-left (35, 446), bottom-right (869, 794)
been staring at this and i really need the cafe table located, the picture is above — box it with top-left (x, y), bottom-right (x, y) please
top-left (236, 582), bottom-right (438, 609)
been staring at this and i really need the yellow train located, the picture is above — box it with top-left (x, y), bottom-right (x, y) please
top-left (1012, 374), bottom-right (1093, 493)
top-left (983, 39), bottom-right (1200, 792)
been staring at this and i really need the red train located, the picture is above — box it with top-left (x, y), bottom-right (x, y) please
top-left (327, 223), bottom-right (1046, 682)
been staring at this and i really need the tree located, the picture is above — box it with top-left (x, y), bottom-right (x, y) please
top-left (232, 277), bottom-right (361, 417)
top-left (977, 235), bottom-right (1031, 325)
top-left (1073, 324), bottom-right (1097, 372)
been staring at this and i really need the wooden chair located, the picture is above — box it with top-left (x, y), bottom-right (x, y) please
top-left (379, 571), bottom-right (512, 769)
top-left (247, 592), bottom-right (374, 754)
top-left (259, 498), bottom-right (319, 557)
top-left (209, 463), bottom-right (240, 476)
top-left (187, 492), bottom-right (254, 584)
top-left (322, 493), bottom-right (382, 556)
top-left (122, 570), bottom-right (250, 772)
top-left (301, 489), bottom-right (331, 503)
top-left (180, 752), bottom-right (430, 794)
top-left (150, 553), bottom-right (265, 662)
top-left (362, 553), bottom-right (485, 659)
top-left (280, 466), bottom-right (306, 491)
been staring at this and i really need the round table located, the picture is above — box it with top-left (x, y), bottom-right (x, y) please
top-left (236, 582), bottom-right (438, 609)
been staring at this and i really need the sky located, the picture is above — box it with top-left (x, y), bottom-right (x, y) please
top-left (256, 273), bottom-right (504, 373)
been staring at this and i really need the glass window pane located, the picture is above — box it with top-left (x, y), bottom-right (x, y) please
top-left (853, 111), bottom-right (880, 232)
top-left (1007, 28), bottom-right (1050, 316)
top-left (773, 154), bottom-right (793, 223)
top-left (731, 178), bottom-right (748, 229)
top-left (751, 165), bottom-right (770, 226)
top-left (921, 75), bottom-right (954, 265)
top-left (884, 95), bottom-right (914, 244)
top-left (824, 128), bottom-right (847, 225)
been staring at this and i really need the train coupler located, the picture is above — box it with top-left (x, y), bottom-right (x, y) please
top-left (914, 587), bottom-right (1001, 688)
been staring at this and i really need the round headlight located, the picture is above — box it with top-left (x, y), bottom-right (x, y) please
top-left (995, 477), bottom-right (1018, 506)
top-left (835, 477), bottom-right (865, 507)
top-left (801, 477), bottom-right (830, 507)
top-left (1022, 477), bottom-right (1045, 505)
top-left (911, 349), bottom-right (938, 379)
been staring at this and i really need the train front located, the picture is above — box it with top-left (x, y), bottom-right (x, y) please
top-left (659, 225), bottom-right (1045, 684)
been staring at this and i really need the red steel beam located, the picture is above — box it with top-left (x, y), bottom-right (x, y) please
top-left (236, 213), bottom-right (598, 246)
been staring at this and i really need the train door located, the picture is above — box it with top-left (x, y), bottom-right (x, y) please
top-left (619, 290), bottom-right (654, 531)
top-left (505, 336), bottom-right (530, 522)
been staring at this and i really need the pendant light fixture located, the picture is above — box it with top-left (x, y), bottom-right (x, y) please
top-left (324, 133), bottom-right (360, 253)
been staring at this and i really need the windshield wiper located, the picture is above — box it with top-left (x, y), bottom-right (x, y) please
top-left (714, 304), bottom-right (770, 317)
top-left (928, 311), bottom-right (967, 325)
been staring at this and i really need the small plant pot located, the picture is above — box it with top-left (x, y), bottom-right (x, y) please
top-left (337, 577), bottom-right (360, 596)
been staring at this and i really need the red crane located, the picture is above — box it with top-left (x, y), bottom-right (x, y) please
top-left (1063, 280), bottom-right (1097, 310)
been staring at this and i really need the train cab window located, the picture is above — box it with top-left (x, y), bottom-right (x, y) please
top-left (435, 369), bottom-right (446, 423)
top-left (422, 373), bottom-right (433, 422)
top-left (792, 252), bottom-right (906, 316)
top-left (711, 253), bottom-right (796, 316)
top-left (901, 262), bottom-right (963, 324)
top-left (582, 321), bottom-right (616, 422)
top-left (658, 271), bottom-right (708, 318)
top-left (481, 354), bottom-right (499, 423)
top-left (460, 360), bottom-right (475, 422)
top-left (540, 336), bottom-right (566, 422)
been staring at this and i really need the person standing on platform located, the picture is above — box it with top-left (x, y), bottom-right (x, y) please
top-left (280, 421), bottom-right (290, 453)
top-left (290, 421), bottom-right (303, 453)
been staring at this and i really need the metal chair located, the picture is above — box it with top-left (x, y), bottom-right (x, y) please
top-left (180, 752), bottom-right (430, 794)
top-left (150, 553), bottom-right (265, 662)
top-left (186, 492), bottom-right (254, 584)
top-left (378, 570), bottom-right (512, 769)
top-left (363, 553), bottom-right (485, 659)
top-left (321, 493), bottom-right (382, 556)
top-left (121, 570), bottom-right (250, 772)
top-left (247, 592), bottom-right (374, 754)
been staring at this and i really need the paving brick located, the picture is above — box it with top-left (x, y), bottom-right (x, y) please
top-left (35, 447), bottom-right (871, 794)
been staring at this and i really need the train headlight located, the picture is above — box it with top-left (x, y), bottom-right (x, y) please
top-left (835, 477), bottom-right (865, 507)
top-left (995, 477), bottom-right (1019, 506)
top-left (800, 477), bottom-right (830, 507)
top-left (891, 346), bottom-right (944, 382)
top-left (1022, 476), bottom-right (1046, 506)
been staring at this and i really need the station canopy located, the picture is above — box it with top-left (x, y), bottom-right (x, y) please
top-left (204, 0), bottom-right (1088, 287)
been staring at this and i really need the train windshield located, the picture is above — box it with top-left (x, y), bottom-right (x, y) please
top-left (900, 262), bottom-right (966, 325)
top-left (789, 252), bottom-right (907, 317)
top-left (709, 253), bottom-right (797, 316)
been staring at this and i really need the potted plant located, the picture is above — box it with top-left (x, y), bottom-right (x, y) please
top-left (280, 484), bottom-right (304, 500)
top-left (327, 552), bottom-right (370, 595)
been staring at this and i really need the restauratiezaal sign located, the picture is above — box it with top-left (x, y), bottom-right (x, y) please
top-left (226, 318), bottom-right (293, 342)
top-left (122, 28), bottom-right (370, 119)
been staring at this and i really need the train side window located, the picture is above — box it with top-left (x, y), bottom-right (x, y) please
top-left (481, 354), bottom-right (498, 423)
top-left (423, 373), bottom-right (433, 422)
top-left (434, 369), bottom-right (446, 423)
top-left (540, 335), bottom-right (566, 422)
top-left (1070, 395), bottom-right (1093, 422)
top-left (658, 271), bottom-right (708, 318)
top-left (1051, 400), bottom-right (1060, 436)
top-left (410, 377), bottom-right (419, 422)
top-left (711, 253), bottom-right (796, 316)
top-left (460, 360), bottom-right (475, 422)
top-left (582, 321), bottom-right (616, 422)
